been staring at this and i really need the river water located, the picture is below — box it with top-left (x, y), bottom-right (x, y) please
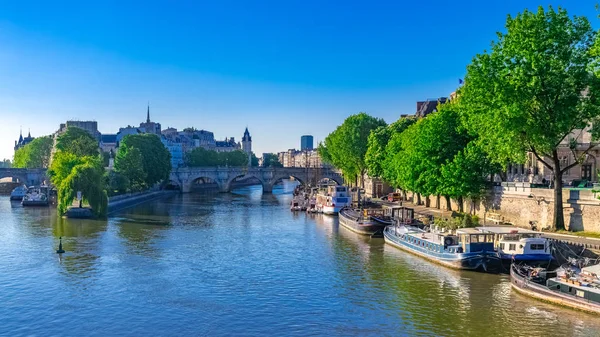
top-left (1, 185), bottom-right (599, 336)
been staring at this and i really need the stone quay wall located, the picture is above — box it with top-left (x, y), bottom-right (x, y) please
top-left (406, 183), bottom-right (600, 233)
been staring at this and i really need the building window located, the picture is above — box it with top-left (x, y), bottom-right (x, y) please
top-left (582, 164), bottom-right (592, 180)
top-left (560, 156), bottom-right (569, 175)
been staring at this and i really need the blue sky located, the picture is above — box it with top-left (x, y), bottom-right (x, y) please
top-left (0, 0), bottom-right (597, 160)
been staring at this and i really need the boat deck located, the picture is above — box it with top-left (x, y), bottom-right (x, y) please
top-left (404, 230), bottom-right (445, 245)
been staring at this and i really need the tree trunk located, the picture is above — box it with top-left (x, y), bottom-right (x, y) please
top-left (458, 196), bottom-right (464, 213)
top-left (445, 195), bottom-right (452, 211)
top-left (360, 170), bottom-right (365, 189)
top-left (553, 161), bottom-right (565, 231)
top-left (416, 193), bottom-right (422, 205)
top-left (425, 196), bottom-right (430, 207)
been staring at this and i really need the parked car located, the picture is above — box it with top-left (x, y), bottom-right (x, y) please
top-left (387, 193), bottom-right (402, 202)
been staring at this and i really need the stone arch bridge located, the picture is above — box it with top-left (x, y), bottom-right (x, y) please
top-left (0, 168), bottom-right (48, 186)
top-left (170, 167), bottom-right (343, 193)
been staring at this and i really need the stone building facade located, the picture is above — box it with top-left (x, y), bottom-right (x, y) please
top-left (277, 149), bottom-right (329, 168)
top-left (505, 127), bottom-right (600, 186)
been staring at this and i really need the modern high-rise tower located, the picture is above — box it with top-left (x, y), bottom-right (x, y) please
top-left (300, 135), bottom-right (313, 151)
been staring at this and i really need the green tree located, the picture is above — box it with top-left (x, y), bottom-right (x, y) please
top-left (366, 117), bottom-right (416, 179)
top-left (319, 112), bottom-right (386, 186)
top-left (222, 150), bottom-right (249, 167)
top-left (186, 147), bottom-right (220, 166)
top-left (386, 101), bottom-right (495, 210)
top-left (13, 136), bottom-right (54, 168)
top-left (119, 134), bottom-right (171, 187)
top-left (114, 146), bottom-right (147, 190)
top-left (459, 6), bottom-right (600, 230)
top-left (251, 153), bottom-right (259, 167)
top-left (262, 153), bottom-right (283, 167)
top-left (56, 127), bottom-right (99, 157)
top-left (108, 171), bottom-right (130, 195)
top-left (49, 152), bottom-right (107, 216)
top-left (12, 146), bottom-right (30, 168)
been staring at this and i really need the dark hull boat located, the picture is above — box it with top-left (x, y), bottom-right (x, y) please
top-left (339, 208), bottom-right (387, 235)
top-left (510, 264), bottom-right (600, 315)
top-left (383, 225), bottom-right (502, 273)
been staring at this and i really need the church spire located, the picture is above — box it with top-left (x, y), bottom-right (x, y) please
top-left (18, 127), bottom-right (23, 143)
top-left (146, 103), bottom-right (150, 123)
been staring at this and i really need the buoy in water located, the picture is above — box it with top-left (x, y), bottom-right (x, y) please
top-left (56, 236), bottom-right (65, 254)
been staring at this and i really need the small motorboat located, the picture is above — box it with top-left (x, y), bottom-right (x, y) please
top-left (10, 184), bottom-right (28, 201)
top-left (22, 185), bottom-right (50, 207)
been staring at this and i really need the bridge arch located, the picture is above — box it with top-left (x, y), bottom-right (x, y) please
top-left (317, 177), bottom-right (341, 185)
top-left (0, 168), bottom-right (40, 185)
top-left (225, 173), bottom-right (266, 193)
top-left (187, 175), bottom-right (222, 193)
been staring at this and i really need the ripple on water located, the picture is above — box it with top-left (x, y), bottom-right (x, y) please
top-left (1, 191), bottom-right (600, 336)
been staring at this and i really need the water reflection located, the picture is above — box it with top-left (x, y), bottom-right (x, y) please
top-left (1, 194), bottom-right (600, 336)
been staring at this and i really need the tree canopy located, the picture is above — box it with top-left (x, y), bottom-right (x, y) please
top-left (49, 152), bottom-right (107, 216)
top-left (261, 153), bottom-right (283, 167)
top-left (459, 6), bottom-right (600, 229)
top-left (114, 146), bottom-right (146, 190)
top-left (365, 117), bottom-right (416, 179)
top-left (318, 112), bottom-right (386, 185)
top-left (56, 127), bottom-right (99, 157)
top-left (119, 134), bottom-right (171, 187)
top-left (13, 136), bottom-right (54, 168)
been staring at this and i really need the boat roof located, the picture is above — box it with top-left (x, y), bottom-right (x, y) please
top-left (583, 263), bottom-right (600, 275)
top-left (456, 228), bottom-right (490, 234)
top-left (476, 226), bottom-right (539, 234)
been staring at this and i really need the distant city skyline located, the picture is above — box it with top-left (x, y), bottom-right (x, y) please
top-left (0, 1), bottom-right (596, 160)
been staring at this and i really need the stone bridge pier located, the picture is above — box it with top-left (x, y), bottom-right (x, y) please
top-left (170, 167), bottom-right (343, 193)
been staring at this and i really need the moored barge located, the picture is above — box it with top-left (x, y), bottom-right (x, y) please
top-left (383, 225), bottom-right (502, 273)
top-left (510, 263), bottom-right (600, 315)
top-left (339, 208), bottom-right (387, 235)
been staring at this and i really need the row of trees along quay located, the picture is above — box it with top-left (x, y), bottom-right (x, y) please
top-left (45, 127), bottom-right (172, 217)
top-left (318, 6), bottom-right (600, 231)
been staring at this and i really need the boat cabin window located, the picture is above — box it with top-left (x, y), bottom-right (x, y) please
top-left (529, 244), bottom-right (545, 250)
top-left (336, 187), bottom-right (346, 192)
top-left (499, 243), bottom-right (505, 250)
top-left (470, 235), bottom-right (491, 243)
top-left (509, 244), bottom-right (516, 251)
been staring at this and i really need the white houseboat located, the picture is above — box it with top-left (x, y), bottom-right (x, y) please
top-left (315, 185), bottom-right (351, 215)
top-left (476, 226), bottom-right (553, 266)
